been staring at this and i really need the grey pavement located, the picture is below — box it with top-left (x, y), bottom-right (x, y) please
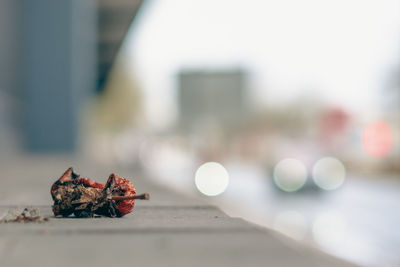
top-left (0, 156), bottom-right (356, 267)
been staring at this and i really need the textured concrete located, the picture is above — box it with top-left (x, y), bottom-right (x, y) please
top-left (0, 157), bottom-right (356, 267)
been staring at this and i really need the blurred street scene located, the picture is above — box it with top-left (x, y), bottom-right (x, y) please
top-left (1, 0), bottom-right (400, 266)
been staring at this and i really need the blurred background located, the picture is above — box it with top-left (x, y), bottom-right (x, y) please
top-left (0, 0), bottom-right (399, 266)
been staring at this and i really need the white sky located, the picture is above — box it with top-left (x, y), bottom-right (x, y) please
top-left (123, 0), bottom-right (400, 129)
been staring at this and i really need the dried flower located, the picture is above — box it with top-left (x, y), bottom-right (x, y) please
top-left (51, 168), bottom-right (149, 218)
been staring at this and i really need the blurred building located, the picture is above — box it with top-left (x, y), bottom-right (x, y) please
top-left (178, 70), bottom-right (248, 132)
top-left (0, 0), bottom-right (142, 153)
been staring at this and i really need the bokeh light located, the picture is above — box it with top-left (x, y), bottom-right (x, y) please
top-left (362, 121), bottom-right (393, 158)
top-left (273, 158), bottom-right (307, 192)
top-left (273, 210), bottom-right (307, 241)
top-left (312, 157), bottom-right (346, 190)
top-left (312, 211), bottom-right (347, 249)
top-left (195, 162), bottom-right (229, 196)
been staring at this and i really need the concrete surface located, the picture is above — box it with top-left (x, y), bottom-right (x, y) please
top-left (0, 157), bottom-right (356, 267)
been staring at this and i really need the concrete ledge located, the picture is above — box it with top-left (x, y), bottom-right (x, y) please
top-left (0, 204), bottom-right (356, 267)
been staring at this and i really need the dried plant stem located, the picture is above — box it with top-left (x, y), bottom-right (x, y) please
top-left (111, 193), bottom-right (150, 201)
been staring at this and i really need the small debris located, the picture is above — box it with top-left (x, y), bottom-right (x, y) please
top-left (0, 207), bottom-right (49, 223)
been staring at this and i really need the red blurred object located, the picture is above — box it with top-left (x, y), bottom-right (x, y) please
top-left (319, 107), bottom-right (350, 149)
top-left (362, 121), bottom-right (393, 158)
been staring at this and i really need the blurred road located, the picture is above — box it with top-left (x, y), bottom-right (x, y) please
top-left (148, 161), bottom-right (400, 267)
top-left (211, 164), bottom-right (400, 267)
